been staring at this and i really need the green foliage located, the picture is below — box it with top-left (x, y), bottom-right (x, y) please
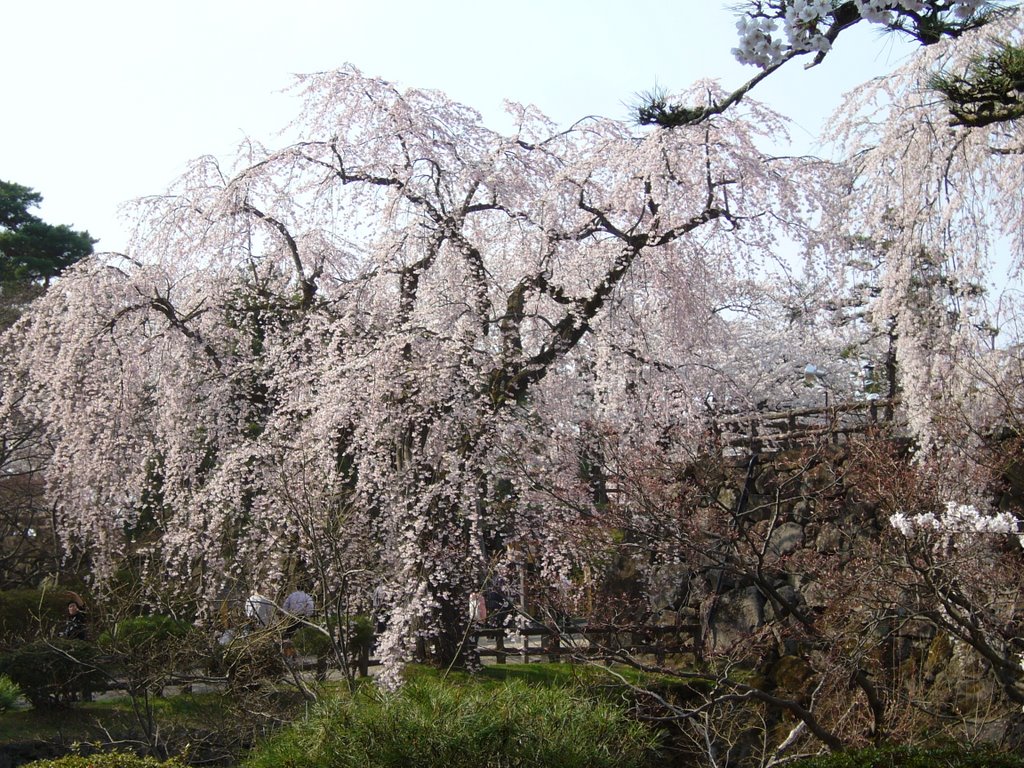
top-left (0, 639), bottom-right (106, 707)
top-left (788, 745), bottom-right (1024, 768)
top-left (0, 179), bottom-right (94, 329)
top-left (244, 676), bottom-right (657, 768)
top-left (292, 625), bottom-right (333, 657)
top-left (931, 39), bottom-right (1024, 126)
top-left (0, 220), bottom-right (96, 283)
top-left (99, 615), bottom-right (191, 653)
top-left (0, 181), bottom-right (43, 230)
top-left (634, 85), bottom-right (707, 127)
top-left (0, 589), bottom-right (74, 650)
top-left (0, 179), bottom-right (95, 282)
top-left (347, 614), bottom-right (375, 650)
top-left (22, 752), bottom-right (186, 768)
top-left (98, 615), bottom-right (194, 694)
top-left (0, 673), bottom-right (22, 711)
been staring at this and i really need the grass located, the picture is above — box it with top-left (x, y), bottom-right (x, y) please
top-left (1, 661), bottom-right (676, 767)
top-left (0, 691), bottom-right (232, 743)
top-left (244, 672), bottom-right (659, 768)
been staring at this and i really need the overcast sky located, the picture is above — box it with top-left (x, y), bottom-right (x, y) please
top-left (4, 1), bottom-right (915, 253)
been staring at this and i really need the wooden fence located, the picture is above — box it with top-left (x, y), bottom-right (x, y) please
top-left (715, 397), bottom-right (899, 454)
top-left (350, 622), bottom-right (703, 675)
top-left (473, 622), bottom-right (702, 665)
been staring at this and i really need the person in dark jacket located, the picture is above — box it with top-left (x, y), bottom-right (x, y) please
top-left (61, 600), bottom-right (88, 640)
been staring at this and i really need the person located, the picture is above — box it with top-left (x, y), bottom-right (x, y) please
top-left (468, 591), bottom-right (488, 625)
top-left (244, 592), bottom-right (276, 629)
top-left (484, 578), bottom-right (513, 627)
top-left (371, 584), bottom-right (388, 634)
top-left (61, 600), bottom-right (88, 640)
top-left (281, 589), bottom-right (314, 638)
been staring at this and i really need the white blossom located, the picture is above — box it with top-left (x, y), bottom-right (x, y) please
top-left (890, 501), bottom-right (1020, 539)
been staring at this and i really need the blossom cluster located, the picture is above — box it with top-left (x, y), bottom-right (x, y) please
top-left (890, 501), bottom-right (1020, 539)
top-left (733, 1), bottom-right (987, 68)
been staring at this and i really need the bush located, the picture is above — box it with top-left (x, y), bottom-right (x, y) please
top-left (220, 631), bottom-right (286, 692)
top-left (291, 615), bottom-right (373, 660)
top-left (23, 752), bottom-right (186, 768)
top-left (292, 625), bottom-right (333, 657)
top-left (98, 614), bottom-right (194, 693)
top-left (0, 588), bottom-right (73, 649)
top-left (0, 638), bottom-right (107, 707)
top-left (100, 614), bottom-right (192, 651)
top-left (244, 676), bottom-right (657, 768)
top-left (0, 672), bottom-right (22, 711)
top-left (788, 745), bottom-right (1024, 768)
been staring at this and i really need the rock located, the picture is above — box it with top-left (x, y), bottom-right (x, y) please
top-left (646, 563), bottom-right (689, 611)
top-left (815, 522), bottom-right (844, 553)
top-left (792, 498), bottom-right (813, 522)
top-left (706, 586), bottom-right (765, 653)
top-left (768, 522), bottom-right (804, 557)
top-left (764, 583), bottom-right (804, 621)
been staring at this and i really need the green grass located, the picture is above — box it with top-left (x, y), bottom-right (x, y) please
top-left (0, 691), bottom-right (231, 743)
top-left (19, 752), bottom-right (186, 768)
top-left (788, 745), bottom-right (1024, 768)
top-left (0, 673), bottom-right (21, 712)
top-left (244, 672), bottom-right (659, 768)
top-left (1, 662), bottom-right (674, 766)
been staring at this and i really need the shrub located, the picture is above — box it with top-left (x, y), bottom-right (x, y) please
top-left (347, 614), bottom-right (375, 651)
top-left (292, 625), bottom-right (333, 657)
top-left (244, 676), bottom-right (657, 768)
top-left (23, 752), bottom-right (186, 768)
top-left (0, 639), bottom-right (107, 707)
top-left (788, 745), bottom-right (1024, 768)
top-left (0, 588), bottom-right (73, 649)
top-left (98, 615), bottom-right (194, 694)
top-left (100, 614), bottom-right (192, 651)
top-left (292, 615), bottom-right (374, 653)
top-left (0, 672), bottom-right (22, 711)
top-left (220, 631), bottom-right (286, 692)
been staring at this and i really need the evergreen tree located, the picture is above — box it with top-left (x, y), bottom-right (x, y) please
top-left (0, 180), bottom-right (96, 328)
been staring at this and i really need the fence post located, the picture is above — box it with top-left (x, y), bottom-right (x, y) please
top-left (547, 631), bottom-right (561, 663)
top-left (358, 641), bottom-right (369, 677)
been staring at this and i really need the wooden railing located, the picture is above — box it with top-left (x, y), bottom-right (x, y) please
top-left (715, 397), bottom-right (900, 453)
top-left (349, 622), bottom-right (703, 675)
top-left (471, 622), bottom-right (703, 665)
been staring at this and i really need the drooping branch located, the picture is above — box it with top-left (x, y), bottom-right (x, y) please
top-left (638, 1), bottom-right (1018, 128)
top-left (241, 202), bottom-right (319, 310)
top-left (501, 205), bottom-right (726, 404)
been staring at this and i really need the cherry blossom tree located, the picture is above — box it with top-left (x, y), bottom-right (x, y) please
top-left (819, 7), bottom-right (1024, 453)
top-left (639, 1), bottom-right (1016, 128)
top-left (0, 66), bottom-right (825, 679)
top-left (5, 4), bottom-right (1024, 692)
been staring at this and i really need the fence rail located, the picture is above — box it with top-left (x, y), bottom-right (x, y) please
top-left (350, 622), bottom-right (703, 674)
top-left (716, 397), bottom-right (899, 453)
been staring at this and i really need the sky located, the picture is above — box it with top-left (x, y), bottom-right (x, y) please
top-left (3, 1), bottom-right (916, 253)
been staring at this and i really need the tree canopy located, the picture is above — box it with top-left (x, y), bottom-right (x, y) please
top-left (0, 180), bottom-right (95, 328)
top-left (1, 6), bottom-right (1023, 701)
top-left (638, 1), bottom-right (1020, 128)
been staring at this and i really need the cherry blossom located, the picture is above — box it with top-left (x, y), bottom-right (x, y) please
top-left (4, 7), bottom-right (1024, 685)
top-left (0, 67), bottom-right (824, 680)
top-left (732, 1), bottom-right (1007, 70)
top-left (890, 501), bottom-right (1020, 537)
